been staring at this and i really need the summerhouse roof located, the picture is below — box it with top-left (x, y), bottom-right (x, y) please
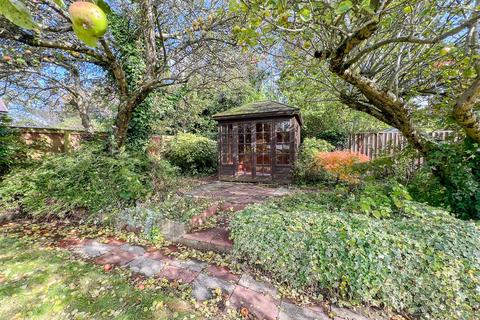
top-left (213, 100), bottom-right (302, 124)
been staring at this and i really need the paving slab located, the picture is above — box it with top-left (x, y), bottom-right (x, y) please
top-left (279, 301), bottom-right (330, 320)
top-left (73, 240), bottom-right (112, 258)
top-left (158, 265), bottom-right (198, 283)
top-left (180, 227), bottom-right (233, 253)
top-left (144, 250), bottom-right (173, 262)
top-left (238, 273), bottom-right (279, 298)
top-left (94, 248), bottom-right (138, 266)
top-left (127, 256), bottom-right (165, 277)
top-left (205, 264), bottom-right (240, 283)
top-left (229, 285), bottom-right (280, 320)
top-left (192, 273), bottom-right (236, 301)
top-left (331, 306), bottom-right (370, 320)
top-left (119, 243), bottom-right (145, 255)
top-left (170, 258), bottom-right (207, 272)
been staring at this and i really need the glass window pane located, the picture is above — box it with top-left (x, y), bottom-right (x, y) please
top-left (246, 133), bottom-right (252, 144)
top-left (275, 120), bottom-right (290, 132)
top-left (264, 123), bottom-right (271, 132)
top-left (239, 144), bottom-right (244, 154)
top-left (256, 123), bottom-right (263, 133)
top-left (265, 155), bottom-right (271, 164)
top-left (257, 155), bottom-right (263, 165)
top-left (264, 133), bottom-right (271, 143)
top-left (276, 132), bottom-right (283, 143)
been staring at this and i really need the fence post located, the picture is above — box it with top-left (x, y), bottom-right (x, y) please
top-left (63, 131), bottom-right (71, 154)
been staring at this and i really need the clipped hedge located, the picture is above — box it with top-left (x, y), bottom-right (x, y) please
top-left (230, 194), bottom-right (480, 319)
top-left (165, 133), bottom-right (217, 175)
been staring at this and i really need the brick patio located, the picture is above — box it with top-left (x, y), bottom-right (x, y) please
top-left (60, 237), bottom-right (372, 320)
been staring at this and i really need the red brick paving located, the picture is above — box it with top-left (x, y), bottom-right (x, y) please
top-left (94, 248), bottom-right (138, 266)
top-left (144, 250), bottom-right (173, 262)
top-left (205, 264), bottom-right (240, 283)
top-left (57, 237), bottom-right (83, 248)
top-left (229, 285), bottom-right (280, 320)
top-left (181, 227), bottom-right (233, 252)
top-left (157, 265), bottom-right (198, 283)
top-left (189, 204), bottom-right (219, 227)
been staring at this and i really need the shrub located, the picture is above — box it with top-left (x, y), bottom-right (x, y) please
top-left (315, 151), bottom-right (369, 184)
top-left (165, 133), bottom-right (217, 175)
top-left (294, 138), bottom-right (334, 184)
top-left (231, 193), bottom-right (480, 319)
top-left (0, 144), bottom-right (179, 218)
top-left (0, 114), bottom-right (29, 176)
top-left (424, 140), bottom-right (480, 220)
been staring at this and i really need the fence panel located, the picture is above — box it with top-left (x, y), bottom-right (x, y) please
top-left (346, 130), bottom-right (454, 160)
top-left (9, 126), bottom-right (172, 156)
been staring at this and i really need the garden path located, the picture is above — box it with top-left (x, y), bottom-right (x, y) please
top-left (179, 181), bottom-right (292, 253)
top-left (60, 236), bottom-right (371, 320)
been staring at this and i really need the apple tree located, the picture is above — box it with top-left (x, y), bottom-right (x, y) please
top-left (0, 0), bottom-right (242, 151)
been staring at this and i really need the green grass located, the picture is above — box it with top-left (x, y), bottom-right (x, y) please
top-left (0, 234), bottom-right (196, 320)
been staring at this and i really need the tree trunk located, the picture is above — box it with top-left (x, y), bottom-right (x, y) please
top-left (113, 102), bottom-right (134, 151)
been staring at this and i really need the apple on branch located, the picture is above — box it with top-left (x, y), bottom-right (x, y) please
top-left (69, 1), bottom-right (108, 48)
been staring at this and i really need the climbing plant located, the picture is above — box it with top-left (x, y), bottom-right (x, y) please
top-left (109, 13), bottom-right (156, 151)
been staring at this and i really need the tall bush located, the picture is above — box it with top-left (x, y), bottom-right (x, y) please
top-left (294, 137), bottom-right (334, 184)
top-left (165, 133), bottom-right (217, 175)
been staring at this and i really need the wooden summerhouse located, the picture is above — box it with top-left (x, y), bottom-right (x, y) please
top-left (212, 101), bottom-right (302, 183)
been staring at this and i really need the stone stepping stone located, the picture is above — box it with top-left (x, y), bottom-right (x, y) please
top-left (127, 256), bottom-right (165, 277)
top-left (73, 240), bottom-right (112, 258)
top-left (238, 274), bottom-right (279, 299)
top-left (170, 258), bottom-right (207, 272)
top-left (229, 284), bottom-right (279, 320)
top-left (192, 273), bottom-right (235, 301)
top-left (279, 301), bottom-right (330, 320)
top-left (119, 243), bottom-right (145, 255)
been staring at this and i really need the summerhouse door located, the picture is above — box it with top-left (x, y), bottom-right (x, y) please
top-left (254, 122), bottom-right (272, 177)
top-left (237, 123), bottom-right (253, 176)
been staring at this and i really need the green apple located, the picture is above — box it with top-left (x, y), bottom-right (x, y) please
top-left (69, 1), bottom-right (108, 48)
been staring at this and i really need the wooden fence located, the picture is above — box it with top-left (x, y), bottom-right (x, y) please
top-left (346, 130), bottom-right (454, 160)
top-left (10, 126), bottom-right (172, 156)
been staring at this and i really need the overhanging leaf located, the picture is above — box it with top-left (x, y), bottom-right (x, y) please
top-left (0, 0), bottom-right (38, 30)
top-left (95, 0), bottom-right (112, 14)
top-left (335, 0), bottom-right (353, 15)
top-left (54, 0), bottom-right (66, 9)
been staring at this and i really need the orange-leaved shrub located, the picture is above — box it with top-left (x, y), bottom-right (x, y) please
top-left (315, 151), bottom-right (369, 183)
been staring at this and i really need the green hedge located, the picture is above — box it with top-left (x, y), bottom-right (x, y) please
top-left (230, 193), bottom-right (480, 319)
top-left (165, 133), bottom-right (217, 175)
top-left (0, 145), bottom-right (179, 218)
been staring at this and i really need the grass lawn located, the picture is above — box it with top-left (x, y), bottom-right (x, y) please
top-left (0, 234), bottom-right (197, 320)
